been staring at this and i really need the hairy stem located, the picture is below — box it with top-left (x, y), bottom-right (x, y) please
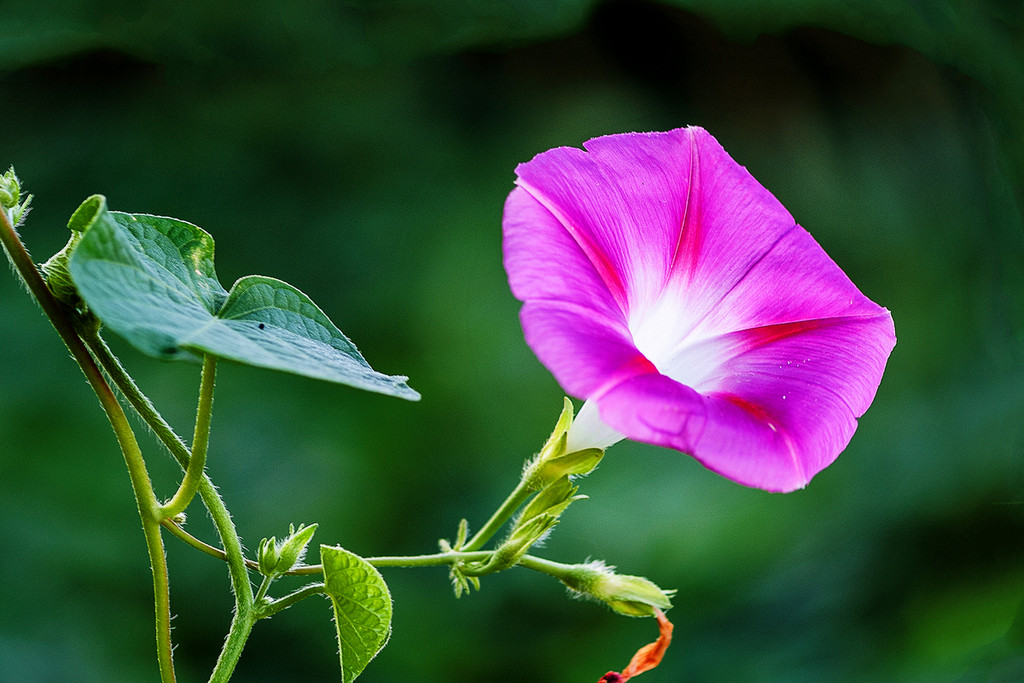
top-left (462, 477), bottom-right (536, 552)
top-left (85, 336), bottom-right (256, 682)
top-left (516, 554), bottom-right (578, 581)
top-left (161, 354), bottom-right (217, 518)
top-left (258, 582), bottom-right (327, 618)
top-left (1, 207), bottom-right (176, 681)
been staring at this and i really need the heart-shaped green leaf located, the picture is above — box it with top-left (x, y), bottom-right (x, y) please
top-left (321, 545), bottom-right (392, 683)
top-left (66, 195), bottom-right (418, 399)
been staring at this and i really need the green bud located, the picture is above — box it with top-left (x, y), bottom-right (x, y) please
top-left (67, 194), bottom-right (105, 234)
top-left (276, 523), bottom-right (318, 572)
top-left (38, 195), bottom-right (109, 309)
top-left (1, 167), bottom-right (33, 227)
top-left (257, 536), bottom-right (280, 576)
top-left (0, 168), bottom-right (19, 208)
top-left (257, 523), bottom-right (318, 577)
top-left (560, 561), bottom-right (674, 617)
top-left (476, 515), bottom-right (559, 574)
top-left (516, 476), bottom-right (585, 529)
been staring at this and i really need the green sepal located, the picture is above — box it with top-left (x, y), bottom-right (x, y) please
top-left (525, 398), bottom-right (604, 487)
top-left (321, 545), bottom-right (392, 683)
top-left (533, 447), bottom-right (604, 485)
top-left (516, 476), bottom-right (585, 529)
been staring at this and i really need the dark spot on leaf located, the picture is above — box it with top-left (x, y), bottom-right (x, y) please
top-left (258, 323), bottom-right (265, 329)
top-left (161, 346), bottom-right (178, 355)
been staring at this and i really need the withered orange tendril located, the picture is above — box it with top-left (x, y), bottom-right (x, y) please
top-left (596, 608), bottom-right (673, 682)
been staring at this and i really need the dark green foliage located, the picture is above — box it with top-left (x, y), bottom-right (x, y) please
top-left (1, 1), bottom-right (1022, 681)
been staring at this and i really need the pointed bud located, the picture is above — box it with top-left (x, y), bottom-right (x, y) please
top-left (0, 169), bottom-right (18, 208)
top-left (1, 167), bottom-right (33, 227)
top-left (276, 523), bottom-right (318, 572)
top-left (560, 561), bottom-right (674, 617)
top-left (257, 536), bottom-right (280, 576)
top-left (479, 514), bottom-right (559, 574)
top-left (257, 523), bottom-right (318, 577)
top-left (516, 476), bottom-right (585, 529)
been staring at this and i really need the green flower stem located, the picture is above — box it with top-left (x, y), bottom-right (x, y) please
top-left (367, 550), bottom-right (494, 568)
top-left (253, 574), bottom-right (274, 607)
top-left (1, 206), bottom-right (176, 682)
top-left (160, 354), bottom-right (217, 519)
top-left (517, 554), bottom-right (577, 581)
top-left (209, 608), bottom-right (257, 683)
top-left (84, 335), bottom-right (253, 604)
top-left (83, 336), bottom-right (256, 683)
top-left (462, 477), bottom-right (537, 552)
top-left (84, 331), bottom-right (191, 469)
top-left (161, 519), bottom-right (237, 562)
top-left (257, 582), bottom-right (327, 618)
top-left (162, 519), bottom-right (497, 575)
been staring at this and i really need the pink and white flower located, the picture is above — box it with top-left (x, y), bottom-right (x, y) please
top-left (503, 127), bottom-right (895, 492)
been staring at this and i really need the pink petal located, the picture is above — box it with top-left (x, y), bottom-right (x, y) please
top-left (503, 186), bottom-right (623, 325)
top-left (512, 130), bottom-right (692, 315)
top-left (503, 126), bottom-right (896, 491)
top-left (519, 301), bottom-right (656, 399)
top-left (597, 314), bottom-right (895, 492)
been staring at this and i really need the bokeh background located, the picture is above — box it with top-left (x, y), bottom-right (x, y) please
top-left (2, 1), bottom-right (1023, 681)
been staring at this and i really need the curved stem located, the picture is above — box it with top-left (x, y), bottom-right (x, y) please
top-left (1, 208), bottom-right (175, 681)
top-left (162, 519), bottom-right (498, 575)
top-left (161, 354), bottom-right (216, 518)
top-left (208, 609), bottom-right (257, 683)
top-left (252, 575), bottom-right (274, 608)
top-left (84, 333), bottom-right (256, 680)
top-left (462, 478), bottom-right (536, 551)
top-left (259, 582), bottom-right (326, 618)
top-left (366, 550), bottom-right (494, 569)
top-left (516, 554), bottom-right (578, 581)
top-left (85, 332), bottom-right (191, 469)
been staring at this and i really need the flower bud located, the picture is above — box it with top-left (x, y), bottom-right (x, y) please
top-left (257, 536), bottom-right (280, 576)
top-left (1, 167), bottom-right (33, 227)
top-left (257, 523), bottom-right (318, 577)
top-left (0, 171), bottom-right (18, 208)
top-left (478, 515), bottom-right (559, 574)
top-left (515, 476), bottom-right (584, 529)
top-left (560, 561), bottom-right (674, 617)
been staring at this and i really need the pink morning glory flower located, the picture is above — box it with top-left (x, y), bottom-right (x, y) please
top-left (503, 127), bottom-right (895, 493)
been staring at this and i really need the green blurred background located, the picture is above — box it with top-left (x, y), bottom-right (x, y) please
top-left (2, 1), bottom-right (1023, 681)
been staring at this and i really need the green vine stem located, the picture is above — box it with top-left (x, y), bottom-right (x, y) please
top-left (257, 582), bottom-right (327, 618)
top-left (162, 518), bottom-right (497, 574)
top-left (0, 205), bottom-right (176, 682)
top-left (82, 334), bottom-right (256, 682)
top-left (462, 477), bottom-right (536, 551)
top-left (516, 554), bottom-right (578, 581)
top-left (160, 354), bottom-right (217, 519)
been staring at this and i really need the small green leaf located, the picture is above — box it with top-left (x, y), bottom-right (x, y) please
top-left (321, 545), bottom-right (392, 683)
top-left (66, 195), bottom-right (418, 399)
